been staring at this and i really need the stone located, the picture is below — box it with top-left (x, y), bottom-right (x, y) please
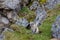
top-left (30, 1), bottom-right (47, 26)
top-left (0, 34), bottom-right (4, 40)
top-left (0, 0), bottom-right (5, 8)
top-left (15, 18), bottom-right (29, 27)
top-left (51, 16), bottom-right (60, 39)
top-left (57, 0), bottom-right (60, 4)
top-left (2, 0), bottom-right (21, 10)
top-left (30, 22), bottom-right (39, 33)
top-left (45, 0), bottom-right (57, 9)
top-left (30, 1), bottom-right (40, 10)
top-left (30, 6), bottom-right (47, 33)
top-left (0, 14), bottom-right (9, 25)
top-left (1, 17), bottom-right (9, 24)
top-left (7, 11), bottom-right (18, 22)
top-left (34, 5), bottom-right (47, 26)
top-left (30, 1), bottom-right (47, 33)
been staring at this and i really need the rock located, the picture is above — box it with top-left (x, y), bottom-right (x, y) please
top-left (0, 14), bottom-right (10, 35)
top-left (30, 1), bottom-right (47, 26)
top-left (7, 11), bottom-right (18, 22)
top-left (45, 0), bottom-right (57, 9)
top-left (51, 16), bottom-right (60, 39)
top-left (35, 5), bottom-right (47, 24)
top-left (0, 0), bottom-right (5, 8)
top-left (30, 22), bottom-right (39, 33)
top-left (0, 0), bottom-right (5, 2)
top-left (0, 14), bottom-right (9, 25)
top-left (0, 34), bottom-right (4, 40)
top-left (30, 1), bottom-right (40, 10)
top-left (2, 0), bottom-right (21, 10)
top-left (1, 17), bottom-right (9, 24)
top-left (15, 18), bottom-right (29, 27)
top-left (30, 1), bottom-right (47, 33)
top-left (57, 0), bottom-right (60, 4)
top-left (30, 6), bottom-right (46, 33)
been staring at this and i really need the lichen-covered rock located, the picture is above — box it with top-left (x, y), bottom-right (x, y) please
top-left (31, 6), bottom-right (46, 33)
top-left (35, 5), bottom-right (47, 24)
top-left (7, 11), bottom-right (18, 22)
top-left (2, 0), bottom-right (21, 10)
top-left (45, 0), bottom-right (57, 9)
top-left (15, 18), bottom-right (29, 27)
top-left (29, 0), bottom-right (47, 33)
top-left (51, 16), bottom-right (60, 39)
top-left (30, 1), bottom-right (47, 24)
top-left (30, 1), bottom-right (40, 10)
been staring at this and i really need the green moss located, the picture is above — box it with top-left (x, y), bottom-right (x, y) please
top-left (18, 7), bottom-right (36, 22)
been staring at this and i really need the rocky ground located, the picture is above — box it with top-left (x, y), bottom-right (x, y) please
top-left (0, 0), bottom-right (60, 40)
top-left (3, 6), bottom-right (60, 40)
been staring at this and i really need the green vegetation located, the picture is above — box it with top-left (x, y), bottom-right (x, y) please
top-left (18, 7), bottom-right (36, 22)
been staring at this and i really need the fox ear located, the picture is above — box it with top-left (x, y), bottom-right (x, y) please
top-left (26, 24), bottom-right (31, 30)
